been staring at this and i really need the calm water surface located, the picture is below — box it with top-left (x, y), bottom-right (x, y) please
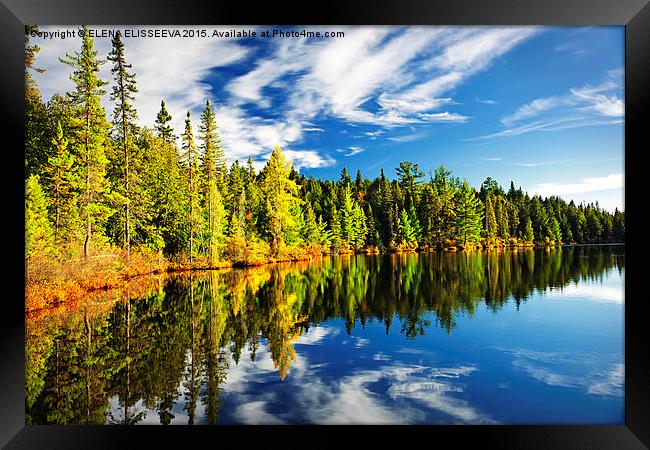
top-left (26, 246), bottom-right (624, 425)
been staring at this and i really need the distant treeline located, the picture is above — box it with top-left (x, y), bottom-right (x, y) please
top-left (25, 26), bottom-right (625, 268)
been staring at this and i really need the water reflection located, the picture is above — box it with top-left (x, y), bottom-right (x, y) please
top-left (25, 246), bottom-right (624, 424)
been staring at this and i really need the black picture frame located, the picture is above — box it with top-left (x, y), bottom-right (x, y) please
top-left (1, 0), bottom-right (647, 448)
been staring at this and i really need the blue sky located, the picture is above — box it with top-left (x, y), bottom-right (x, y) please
top-left (31, 26), bottom-right (624, 211)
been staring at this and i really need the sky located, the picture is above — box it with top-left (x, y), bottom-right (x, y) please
top-left (30, 25), bottom-right (624, 212)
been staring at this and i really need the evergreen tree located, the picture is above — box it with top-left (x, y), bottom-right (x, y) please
top-left (263, 146), bottom-right (300, 257)
top-left (523, 217), bottom-right (535, 242)
top-left (108, 30), bottom-right (139, 253)
top-left (180, 111), bottom-right (201, 263)
top-left (302, 204), bottom-right (320, 247)
top-left (352, 204), bottom-right (368, 250)
top-left (431, 164), bottom-right (457, 248)
top-left (496, 197), bottom-right (510, 241)
top-left (199, 100), bottom-right (225, 261)
top-left (317, 216), bottom-right (332, 250)
top-left (364, 204), bottom-right (381, 249)
top-left (485, 195), bottom-right (497, 245)
top-left (138, 128), bottom-right (186, 254)
top-left (396, 161), bottom-right (424, 209)
top-left (340, 184), bottom-right (356, 250)
top-left (26, 175), bottom-right (57, 260)
top-left (397, 208), bottom-right (417, 247)
top-left (155, 100), bottom-right (176, 144)
top-left (328, 204), bottom-right (342, 253)
top-left (43, 121), bottom-right (80, 244)
top-left (407, 204), bottom-right (422, 243)
top-left (549, 217), bottom-right (562, 243)
top-left (453, 181), bottom-right (484, 248)
top-left (60, 26), bottom-right (114, 257)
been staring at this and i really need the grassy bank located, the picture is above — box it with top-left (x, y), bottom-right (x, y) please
top-left (25, 240), bottom-right (576, 313)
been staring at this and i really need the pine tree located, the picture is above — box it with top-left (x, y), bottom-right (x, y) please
top-left (199, 100), bottom-right (226, 261)
top-left (244, 156), bottom-right (262, 239)
top-left (549, 217), bottom-right (562, 243)
top-left (263, 146), bottom-right (300, 257)
top-left (180, 111), bottom-right (201, 263)
top-left (340, 184), bottom-right (356, 250)
top-left (354, 169), bottom-right (365, 204)
top-left (454, 181), bottom-right (484, 249)
top-left (43, 121), bottom-right (79, 244)
top-left (328, 204), bottom-right (342, 253)
top-left (397, 208), bottom-right (417, 247)
top-left (108, 30), bottom-right (139, 254)
top-left (485, 195), bottom-right (497, 246)
top-left (302, 204), bottom-right (320, 247)
top-left (364, 204), bottom-right (381, 249)
top-left (523, 217), bottom-right (535, 243)
top-left (352, 204), bottom-right (368, 250)
top-left (407, 204), bottom-right (422, 244)
top-left (26, 175), bottom-right (57, 260)
top-left (317, 216), bottom-right (332, 250)
top-left (396, 161), bottom-right (424, 209)
top-left (496, 197), bottom-right (510, 241)
top-left (155, 100), bottom-right (176, 144)
top-left (432, 164), bottom-right (457, 248)
top-left (60, 26), bottom-right (114, 257)
top-left (137, 128), bottom-right (186, 254)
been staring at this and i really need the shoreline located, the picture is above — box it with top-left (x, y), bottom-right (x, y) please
top-left (25, 242), bottom-right (624, 314)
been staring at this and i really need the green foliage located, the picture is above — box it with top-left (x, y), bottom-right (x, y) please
top-left (155, 100), bottom-right (176, 144)
top-left (263, 146), bottom-right (301, 257)
top-left (60, 26), bottom-right (115, 257)
top-left (26, 175), bottom-right (58, 259)
top-left (43, 121), bottom-right (80, 244)
top-left (454, 181), bottom-right (484, 248)
top-left (523, 217), bottom-right (535, 242)
top-left (24, 30), bottom-right (624, 270)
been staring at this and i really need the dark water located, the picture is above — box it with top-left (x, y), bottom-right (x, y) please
top-left (26, 246), bottom-right (625, 425)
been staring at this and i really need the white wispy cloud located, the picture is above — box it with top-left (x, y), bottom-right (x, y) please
top-left (532, 173), bottom-right (623, 196)
top-left (32, 25), bottom-right (539, 170)
top-left (493, 347), bottom-right (624, 399)
top-left (364, 129), bottom-right (385, 139)
top-left (31, 26), bottom-right (251, 148)
top-left (419, 112), bottom-right (470, 122)
top-left (475, 96), bottom-right (498, 105)
top-left (470, 69), bottom-right (624, 141)
top-left (336, 146), bottom-right (365, 157)
top-left (387, 132), bottom-right (428, 143)
top-left (281, 150), bottom-right (336, 170)
top-left (227, 26), bottom-right (535, 128)
top-left (480, 157), bottom-right (502, 161)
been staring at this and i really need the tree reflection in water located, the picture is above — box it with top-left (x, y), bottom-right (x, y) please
top-left (25, 246), bottom-right (624, 424)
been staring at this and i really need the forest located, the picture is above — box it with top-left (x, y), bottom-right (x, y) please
top-left (25, 26), bottom-right (625, 304)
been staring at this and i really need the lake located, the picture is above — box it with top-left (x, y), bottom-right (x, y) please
top-left (25, 245), bottom-right (625, 425)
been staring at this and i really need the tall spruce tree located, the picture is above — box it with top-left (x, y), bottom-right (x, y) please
top-left (60, 26), bottom-right (113, 257)
top-left (43, 121), bottom-right (80, 244)
top-left (263, 146), bottom-right (300, 257)
top-left (523, 217), bottom-right (535, 242)
top-left (180, 111), bottom-right (201, 263)
top-left (108, 30), bottom-right (139, 254)
top-left (454, 181), bottom-right (484, 248)
top-left (485, 195), bottom-right (497, 246)
top-left (155, 100), bottom-right (176, 144)
top-left (199, 100), bottom-right (226, 261)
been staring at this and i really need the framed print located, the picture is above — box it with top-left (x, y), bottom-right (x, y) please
top-left (1, 0), bottom-right (648, 448)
